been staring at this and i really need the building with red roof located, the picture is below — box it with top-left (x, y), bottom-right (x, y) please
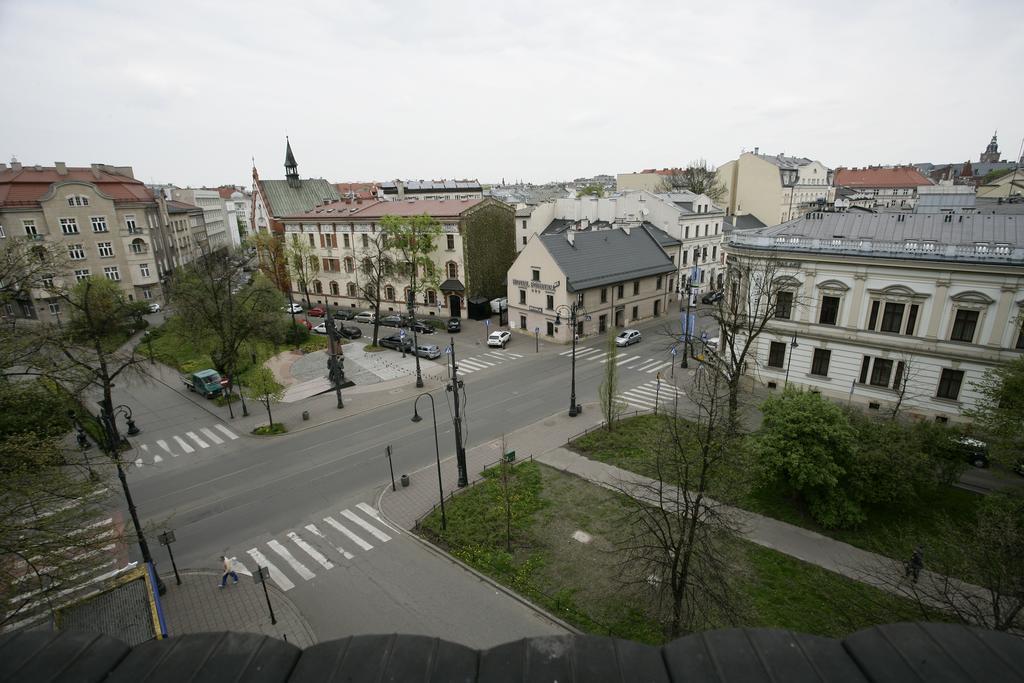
top-left (833, 166), bottom-right (933, 210)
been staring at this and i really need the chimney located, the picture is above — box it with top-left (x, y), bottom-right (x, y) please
top-left (622, 223), bottom-right (631, 235)
top-left (753, 147), bottom-right (759, 156)
top-left (55, 162), bottom-right (67, 175)
top-left (566, 231), bottom-right (575, 247)
top-left (11, 160), bottom-right (22, 172)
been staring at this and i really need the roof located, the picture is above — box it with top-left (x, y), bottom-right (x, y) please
top-left (637, 168), bottom-right (684, 175)
top-left (379, 179), bottom-right (482, 193)
top-left (515, 205), bottom-right (536, 217)
top-left (539, 225), bottom-right (675, 292)
top-left (165, 200), bottom-right (202, 214)
top-left (754, 153), bottom-right (816, 170)
top-left (290, 198), bottom-right (484, 220)
top-left (0, 164), bottom-right (155, 208)
top-left (258, 178), bottom-right (340, 218)
top-left (729, 211), bottom-right (1024, 264)
top-left (7, 623), bottom-right (1024, 682)
top-left (335, 182), bottom-right (378, 200)
top-left (835, 167), bottom-right (932, 189)
top-left (541, 218), bottom-right (680, 248)
top-left (439, 278), bottom-right (464, 292)
top-left (725, 214), bottom-right (767, 231)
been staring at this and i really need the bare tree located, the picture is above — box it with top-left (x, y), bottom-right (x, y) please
top-left (660, 160), bottom-right (726, 203)
top-left (286, 234), bottom-right (321, 308)
top-left (250, 231), bottom-right (290, 293)
top-left (598, 330), bottom-right (627, 430)
top-left (358, 232), bottom-right (393, 346)
top-left (888, 352), bottom-right (923, 419)
top-left (615, 360), bottom-right (750, 637)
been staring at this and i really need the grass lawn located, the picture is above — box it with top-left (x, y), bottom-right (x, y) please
top-left (418, 460), bottom-right (931, 643)
top-left (571, 414), bottom-right (982, 572)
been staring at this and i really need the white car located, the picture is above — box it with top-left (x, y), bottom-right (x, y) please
top-left (147, 302), bottom-right (161, 313)
top-left (487, 330), bottom-right (511, 348)
top-left (284, 303), bottom-right (303, 314)
top-left (615, 329), bottom-right (642, 347)
top-left (312, 322), bottom-right (328, 335)
top-left (354, 310), bottom-right (376, 324)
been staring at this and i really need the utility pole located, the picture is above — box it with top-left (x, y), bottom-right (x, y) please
top-left (326, 313), bottom-right (344, 408)
top-left (448, 338), bottom-right (468, 487)
top-left (682, 277), bottom-right (693, 369)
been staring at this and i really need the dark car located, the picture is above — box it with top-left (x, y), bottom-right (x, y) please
top-left (380, 315), bottom-right (404, 327)
top-left (337, 325), bottom-right (361, 339)
top-left (379, 334), bottom-right (413, 352)
top-left (955, 436), bottom-right (989, 468)
top-left (408, 320), bottom-right (436, 335)
top-left (332, 309), bottom-right (357, 321)
top-left (447, 317), bottom-right (461, 332)
top-left (701, 290), bottom-right (724, 305)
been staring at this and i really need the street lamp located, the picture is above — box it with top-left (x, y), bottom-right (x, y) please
top-left (411, 393), bottom-right (446, 530)
top-left (68, 403), bottom-right (165, 595)
top-left (554, 301), bottom-right (587, 417)
top-left (784, 331), bottom-right (799, 388)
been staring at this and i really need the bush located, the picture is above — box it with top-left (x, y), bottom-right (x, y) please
top-left (252, 423), bottom-right (287, 435)
top-left (300, 335), bottom-right (328, 353)
top-left (284, 321), bottom-right (310, 345)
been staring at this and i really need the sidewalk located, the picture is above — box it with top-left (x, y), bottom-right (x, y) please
top-left (159, 569), bottom-right (316, 647)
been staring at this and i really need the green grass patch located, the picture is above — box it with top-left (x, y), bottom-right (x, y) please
top-left (363, 344), bottom-right (384, 352)
top-left (252, 423), bottom-right (287, 435)
top-left (300, 335), bottom-right (329, 353)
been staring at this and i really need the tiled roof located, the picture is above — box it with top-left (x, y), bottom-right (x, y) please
top-left (540, 225), bottom-right (675, 292)
top-left (0, 165), bottom-right (155, 207)
top-left (258, 178), bottom-right (339, 218)
top-left (165, 200), bottom-right (202, 214)
top-left (835, 167), bottom-right (933, 189)
top-left (291, 198), bottom-right (484, 220)
top-left (335, 182), bottom-right (378, 200)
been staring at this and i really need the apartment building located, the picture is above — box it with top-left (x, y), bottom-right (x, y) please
top-left (170, 187), bottom-right (231, 251)
top-left (377, 180), bottom-right (482, 202)
top-left (717, 150), bottom-right (834, 226)
top-left (833, 166), bottom-right (933, 210)
top-left (218, 185), bottom-right (252, 244)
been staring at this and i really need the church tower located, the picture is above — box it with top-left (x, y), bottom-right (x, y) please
top-left (285, 136), bottom-right (300, 188)
top-left (980, 131), bottom-right (1001, 163)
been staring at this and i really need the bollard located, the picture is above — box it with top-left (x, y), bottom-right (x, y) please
top-left (302, 410), bottom-right (310, 421)
top-left (400, 474), bottom-right (410, 487)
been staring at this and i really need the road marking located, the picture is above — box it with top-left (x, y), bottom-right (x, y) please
top-left (172, 436), bottom-right (194, 454)
top-left (634, 359), bottom-right (661, 371)
top-left (287, 531), bottom-right (334, 570)
top-left (186, 431), bottom-right (209, 449)
top-left (133, 458), bottom-right (143, 468)
top-left (456, 366), bottom-right (474, 374)
top-left (462, 358), bottom-right (494, 368)
top-left (156, 439), bottom-right (177, 457)
top-left (615, 354), bottom-right (640, 366)
top-left (355, 503), bottom-right (403, 534)
top-left (215, 425), bottom-right (239, 440)
top-left (246, 548), bottom-right (294, 591)
top-left (200, 428), bottom-right (224, 445)
top-left (645, 362), bottom-right (672, 373)
top-left (324, 516), bottom-right (373, 551)
top-left (267, 540), bottom-right (315, 580)
top-left (229, 556), bottom-right (253, 577)
top-left (341, 509), bottom-right (391, 542)
top-left (305, 523), bottom-right (353, 560)
top-left (153, 454), bottom-right (163, 464)
top-left (482, 353), bottom-right (507, 361)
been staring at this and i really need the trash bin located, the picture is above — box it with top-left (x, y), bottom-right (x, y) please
top-left (400, 474), bottom-right (410, 487)
top-left (302, 410), bottom-right (310, 421)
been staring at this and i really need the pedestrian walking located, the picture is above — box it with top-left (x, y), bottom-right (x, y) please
top-left (219, 555), bottom-right (239, 588)
top-left (906, 545), bottom-right (924, 583)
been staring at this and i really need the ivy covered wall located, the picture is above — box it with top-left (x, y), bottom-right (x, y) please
top-left (463, 200), bottom-right (516, 300)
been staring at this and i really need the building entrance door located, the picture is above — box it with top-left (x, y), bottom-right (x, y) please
top-left (449, 295), bottom-right (461, 317)
top-left (614, 310), bottom-right (624, 327)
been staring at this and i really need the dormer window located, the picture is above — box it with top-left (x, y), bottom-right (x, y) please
top-left (67, 195), bottom-right (89, 207)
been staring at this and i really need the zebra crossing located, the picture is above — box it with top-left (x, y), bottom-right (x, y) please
top-left (133, 423), bottom-right (239, 468)
top-left (559, 346), bottom-right (673, 374)
top-left (618, 379), bottom-right (685, 411)
top-left (235, 503), bottom-right (394, 592)
top-left (455, 350), bottom-right (523, 374)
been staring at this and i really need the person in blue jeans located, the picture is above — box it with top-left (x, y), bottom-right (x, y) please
top-left (219, 556), bottom-right (239, 588)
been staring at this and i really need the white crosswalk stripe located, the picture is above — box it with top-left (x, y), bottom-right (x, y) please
top-left (356, 502), bottom-right (401, 534)
top-left (634, 359), bottom-right (663, 372)
top-left (156, 439), bottom-right (176, 457)
top-left (287, 531), bottom-right (334, 570)
top-left (340, 509), bottom-right (391, 543)
top-left (305, 524), bottom-right (353, 560)
top-left (618, 380), bottom-right (684, 410)
top-left (324, 516), bottom-right (373, 551)
top-left (200, 427), bottom-right (224, 445)
top-left (606, 354), bottom-right (639, 366)
top-left (173, 435), bottom-right (195, 454)
top-left (645, 361), bottom-right (672, 373)
top-left (246, 548), bottom-right (294, 591)
top-left (215, 425), bottom-right (239, 440)
top-left (229, 556), bottom-right (252, 577)
top-left (267, 540), bottom-right (315, 581)
top-left (186, 431), bottom-right (209, 449)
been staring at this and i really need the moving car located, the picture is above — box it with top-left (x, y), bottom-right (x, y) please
top-left (487, 330), bottom-right (511, 348)
top-left (147, 302), bottom-right (161, 313)
top-left (379, 314), bottom-right (405, 327)
top-left (181, 369), bottom-right (224, 399)
top-left (354, 311), bottom-right (376, 324)
top-left (490, 297), bottom-right (508, 313)
top-left (379, 334), bottom-right (413, 352)
top-left (408, 320), bottom-right (436, 335)
top-left (415, 344), bottom-right (442, 359)
top-left (307, 306), bottom-right (326, 317)
top-left (701, 290), bottom-right (724, 305)
top-left (313, 322), bottom-right (328, 335)
top-left (447, 317), bottom-right (461, 332)
top-left (284, 303), bottom-right (303, 314)
top-left (615, 329), bottom-right (642, 347)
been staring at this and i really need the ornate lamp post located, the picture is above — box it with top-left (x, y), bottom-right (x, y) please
top-left (411, 392), bottom-right (446, 530)
top-left (784, 331), bottom-right (799, 388)
top-left (554, 301), bottom-right (587, 417)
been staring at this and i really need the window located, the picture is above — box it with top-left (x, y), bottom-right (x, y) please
top-left (600, 288), bottom-right (607, 303)
top-left (656, 276), bottom-right (662, 290)
top-left (23, 220), bottom-right (37, 236)
top-left (532, 268), bottom-right (540, 282)
top-left (447, 262), bottom-right (459, 279)
top-left (125, 215), bottom-right (138, 233)
top-left (74, 268), bottom-right (90, 282)
top-left (577, 291), bottom-right (584, 306)
top-left (702, 246), bottom-right (708, 260)
top-left (314, 280), bottom-right (323, 294)
top-left (68, 244), bottom-right (86, 260)
top-left (308, 234), bottom-right (315, 248)
top-left (598, 314), bottom-right (607, 333)
top-left (767, 342), bottom-right (786, 368)
top-left (522, 236), bottom-right (527, 246)
top-left (361, 234), bottom-right (369, 248)
top-left (712, 245), bottom-right (717, 260)
top-left (546, 294), bottom-right (554, 310)
top-left (130, 238), bottom-right (146, 254)
top-left (859, 356), bottom-right (871, 384)
top-left (103, 266), bottom-right (120, 281)
top-left (41, 275), bottom-right (54, 289)
top-left (447, 235), bottom-right (455, 250)
top-left (320, 233), bottom-right (337, 248)
top-left (330, 281), bottom-right (340, 296)
top-left (385, 286), bottom-right (395, 300)
top-left (519, 289), bottom-right (526, 305)
top-left (97, 241), bottom-right (114, 257)
top-left (140, 263), bottom-right (150, 278)
top-left (1017, 321), bottom-right (1024, 350)
top-left (344, 257), bottom-right (354, 273)
top-left (60, 218), bottom-right (79, 234)
top-left (810, 348), bottom-right (831, 376)
top-left (633, 281), bottom-right (640, 296)
top-left (936, 369), bottom-right (964, 400)
top-left (343, 234), bottom-right (350, 248)
top-left (682, 250), bottom-right (688, 264)
top-left (520, 314), bottom-right (527, 330)
top-left (775, 291), bottom-right (793, 319)
top-left (546, 321), bottom-right (554, 336)
top-left (90, 216), bottom-right (108, 233)
top-left (819, 296), bottom-right (840, 325)
top-left (67, 195), bottom-right (89, 207)
top-left (868, 300), bottom-right (880, 329)
top-left (521, 220), bottom-right (527, 229)
top-left (617, 284), bottom-right (624, 298)
top-left (905, 304), bottom-right (919, 336)
top-left (426, 290), bottom-right (437, 305)
top-left (880, 302), bottom-right (904, 333)
top-left (142, 288), bottom-right (152, 300)
top-left (323, 258), bottom-right (341, 272)
top-left (869, 358), bottom-right (893, 387)
top-left (346, 282), bottom-right (357, 297)
top-left (893, 361), bottom-right (906, 393)
top-left (950, 309), bottom-right (979, 343)
top-left (48, 302), bottom-right (60, 315)
top-left (684, 226), bottom-right (689, 239)
top-left (632, 305), bottom-right (638, 320)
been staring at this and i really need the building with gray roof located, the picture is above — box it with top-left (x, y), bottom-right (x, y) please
top-left (251, 138), bottom-right (340, 235)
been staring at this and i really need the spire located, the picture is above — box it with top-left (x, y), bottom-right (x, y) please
top-left (284, 136), bottom-right (300, 188)
top-left (980, 131), bottom-right (1000, 163)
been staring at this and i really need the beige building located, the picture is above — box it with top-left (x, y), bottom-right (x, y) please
top-left (0, 161), bottom-right (165, 322)
top-left (717, 150), bottom-right (834, 227)
top-left (725, 212), bottom-right (1024, 420)
top-left (976, 169), bottom-right (1024, 199)
top-left (615, 168), bottom-right (680, 193)
top-left (507, 225), bottom-right (677, 344)
top-left (833, 166), bottom-right (933, 210)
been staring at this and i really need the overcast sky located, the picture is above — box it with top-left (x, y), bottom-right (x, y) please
top-left (1, 0), bottom-right (1022, 187)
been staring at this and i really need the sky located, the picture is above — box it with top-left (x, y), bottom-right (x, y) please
top-left (1, 0), bottom-right (1022, 188)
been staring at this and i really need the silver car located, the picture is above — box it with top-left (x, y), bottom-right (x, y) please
top-left (415, 344), bottom-right (441, 359)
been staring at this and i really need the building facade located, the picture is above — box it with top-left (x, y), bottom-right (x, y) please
top-left (717, 150), bottom-right (834, 227)
top-left (377, 180), bottom-right (482, 202)
top-left (251, 139), bottom-right (340, 235)
top-left (0, 161), bottom-right (165, 322)
top-left (170, 187), bottom-right (231, 251)
top-left (218, 185), bottom-right (252, 245)
top-left (725, 212), bottom-right (1024, 420)
top-left (507, 225), bottom-right (677, 344)
top-left (281, 198), bottom-right (515, 319)
top-left (833, 167), bottom-right (933, 210)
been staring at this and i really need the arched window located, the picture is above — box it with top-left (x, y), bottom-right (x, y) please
top-left (130, 238), bottom-right (147, 254)
top-left (385, 285), bottom-right (395, 301)
top-left (346, 282), bottom-right (357, 297)
top-left (344, 257), bottom-right (354, 273)
top-left (446, 262), bottom-right (458, 279)
top-left (404, 287), bottom-right (411, 305)
top-left (329, 281), bottom-right (339, 296)
top-left (313, 280), bottom-right (323, 294)
top-left (363, 258), bottom-right (372, 272)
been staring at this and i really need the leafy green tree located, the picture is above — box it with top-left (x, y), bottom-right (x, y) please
top-left (286, 234), bottom-right (321, 308)
top-left (660, 160), bottom-right (726, 202)
top-left (967, 356), bottom-right (1024, 469)
top-left (381, 213), bottom-right (443, 309)
top-left (247, 366), bottom-right (284, 427)
top-left (357, 232), bottom-right (393, 346)
top-left (577, 184), bottom-right (604, 198)
top-left (250, 231), bottom-right (289, 293)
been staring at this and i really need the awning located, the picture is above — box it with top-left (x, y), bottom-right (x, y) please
top-left (439, 279), bottom-right (464, 292)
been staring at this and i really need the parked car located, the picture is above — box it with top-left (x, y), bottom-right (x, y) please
top-left (447, 317), bottom-right (461, 332)
top-left (490, 297), bottom-right (508, 313)
top-left (955, 436), bottom-right (990, 468)
top-left (415, 344), bottom-right (442, 359)
top-left (284, 303), bottom-right (303, 314)
top-left (337, 325), bottom-right (361, 339)
top-left (379, 334), bottom-right (413, 352)
top-left (296, 318), bottom-right (313, 330)
top-left (407, 320), bottom-right (436, 335)
top-left (312, 322), bottom-right (328, 335)
top-left (307, 306), bottom-right (326, 317)
top-left (354, 311), bottom-right (376, 324)
top-left (487, 330), bottom-right (511, 348)
top-left (147, 302), bottom-right (161, 313)
top-left (701, 290), bottom-right (724, 305)
top-left (379, 314), bottom-right (405, 327)
top-left (704, 336), bottom-right (720, 351)
top-left (181, 369), bottom-right (224, 398)
top-left (333, 309), bottom-right (357, 320)
top-left (615, 329), bottom-right (642, 347)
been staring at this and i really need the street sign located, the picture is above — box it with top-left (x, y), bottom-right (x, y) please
top-left (399, 329), bottom-right (406, 338)
top-left (534, 327), bottom-right (540, 333)
top-left (671, 346), bottom-right (677, 356)
top-left (445, 345), bottom-right (452, 354)
top-left (485, 319), bottom-right (490, 327)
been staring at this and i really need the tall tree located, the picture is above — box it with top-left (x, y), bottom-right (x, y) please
top-left (286, 234), bottom-right (321, 308)
top-left (577, 184), bottom-right (605, 198)
top-left (660, 160), bottom-right (726, 203)
top-left (0, 237), bottom-right (66, 373)
top-left (966, 355), bottom-right (1024, 470)
top-left (248, 366), bottom-right (284, 428)
top-left (250, 231), bottom-right (289, 293)
top-left (358, 231), bottom-right (394, 346)
top-left (598, 330), bottom-right (626, 430)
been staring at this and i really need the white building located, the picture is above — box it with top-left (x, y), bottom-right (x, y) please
top-left (218, 186), bottom-right (252, 246)
top-left (717, 150), bottom-right (834, 227)
top-left (169, 187), bottom-right (230, 252)
top-left (833, 166), bottom-right (933, 210)
top-left (377, 180), bottom-right (483, 202)
top-left (725, 212), bottom-right (1024, 420)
